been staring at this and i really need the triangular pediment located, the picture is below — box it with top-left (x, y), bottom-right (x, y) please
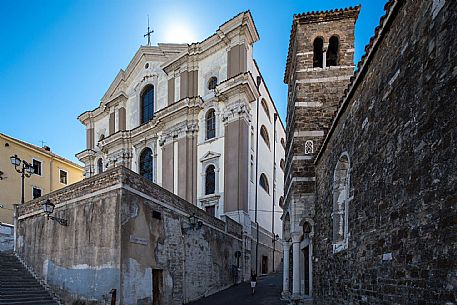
top-left (200, 151), bottom-right (221, 162)
top-left (100, 45), bottom-right (186, 105)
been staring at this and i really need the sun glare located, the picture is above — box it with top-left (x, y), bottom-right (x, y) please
top-left (164, 22), bottom-right (197, 44)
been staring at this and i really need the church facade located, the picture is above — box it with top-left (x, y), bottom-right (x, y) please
top-left (76, 11), bottom-right (285, 274)
top-left (282, 1), bottom-right (457, 304)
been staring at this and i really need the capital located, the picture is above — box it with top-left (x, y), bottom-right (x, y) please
top-left (290, 232), bottom-right (301, 243)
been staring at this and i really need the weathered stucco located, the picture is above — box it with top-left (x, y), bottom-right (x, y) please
top-left (16, 166), bottom-right (244, 305)
top-left (0, 223), bottom-right (14, 252)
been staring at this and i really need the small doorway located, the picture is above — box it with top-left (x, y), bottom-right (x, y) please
top-left (153, 269), bottom-right (163, 305)
top-left (303, 246), bottom-right (310, 295)
top-left (261, 255), bottom-right (268, 274)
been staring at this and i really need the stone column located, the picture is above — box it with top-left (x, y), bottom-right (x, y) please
top-left (291, 233), bottom-right (301, 297)
top-left (281, 242), bottom-right (291, 299)
top-left (322, 43), bottom-right (328, 68)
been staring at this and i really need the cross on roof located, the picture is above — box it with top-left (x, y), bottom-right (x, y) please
top-left (144, 15), bottom-right (154, 46)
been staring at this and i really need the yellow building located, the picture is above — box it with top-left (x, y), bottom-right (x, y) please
top-left (0, 133), bottom-right (84, 224)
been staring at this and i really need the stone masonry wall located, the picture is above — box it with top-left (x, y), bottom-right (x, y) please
top-left (284, 8), bottom-right (359, 236)
top-left (314, 1), bottom-right (457, 304)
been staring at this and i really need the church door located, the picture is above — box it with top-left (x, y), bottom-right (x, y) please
top-left (153, 269), bottom-right (163, 305)
top-left (261, 256), bottom-right (268, 274)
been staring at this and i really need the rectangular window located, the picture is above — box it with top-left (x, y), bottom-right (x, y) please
top-left (59, 169), bottom-right (68, 185)
top-left (205, 205), bottom-right (215, 217)
top-left (32, 159), bottom-right (42, 176)
top-left (32, 187), bottom-right (42, 199)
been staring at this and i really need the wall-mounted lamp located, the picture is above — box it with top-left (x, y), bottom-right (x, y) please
top-left (42, 199), bottom-right (68, 226)
top-left (189, 213), bottom-right (202, 230)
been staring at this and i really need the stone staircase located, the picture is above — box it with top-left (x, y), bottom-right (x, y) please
top-left (0, 252), bottom-right (59, 305)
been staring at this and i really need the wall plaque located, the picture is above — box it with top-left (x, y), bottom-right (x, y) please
top-left (129, 235), bottom-right (148, 246)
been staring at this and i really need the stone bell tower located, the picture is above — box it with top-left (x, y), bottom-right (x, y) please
top-left (282, 6), bottom-right (360, 300)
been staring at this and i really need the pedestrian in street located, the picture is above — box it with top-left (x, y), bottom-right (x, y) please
top-left (250, 270), bottom-right (257, 295)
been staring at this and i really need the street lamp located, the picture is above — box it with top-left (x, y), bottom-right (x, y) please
top-left (42, 199), bottom-right (68, 226)
top-left (10, 154), bottom-right (34, 204)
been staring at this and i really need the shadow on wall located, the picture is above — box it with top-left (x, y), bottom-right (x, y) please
top-left (0, 223), bottom-right (13, 252)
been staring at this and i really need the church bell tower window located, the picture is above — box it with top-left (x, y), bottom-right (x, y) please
top-left (305, 140), bottom-right (314, 154)
top-left (313, 37), bottom-right (324, 68)
top-left (327, 36), bottom-right (340, 67)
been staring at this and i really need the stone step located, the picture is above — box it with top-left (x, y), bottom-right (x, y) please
top-left (0, 291), bottom-right (51, 297)
top-left (0, 254), bottom-right (59, 305)
top-left (0, 295), bottom-right (55, 302)
top-left (0, 300), bottom-right (58, 305)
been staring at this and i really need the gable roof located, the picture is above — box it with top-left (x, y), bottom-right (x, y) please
top-left (0, 133), bottom-right (83, 170)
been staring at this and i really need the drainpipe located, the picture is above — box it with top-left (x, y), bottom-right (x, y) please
top-left (254, 75), bottom-right (262, 275)
top-left (49, 157), bottom-right (53, 192)
top-left (272, 113), bottom-right (277, 272)
top-left (13, 204), bottom-right (17, 252)
top-left (109, 289), bottom-right (116, 305)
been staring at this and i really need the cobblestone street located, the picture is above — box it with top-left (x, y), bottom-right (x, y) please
top-left (189, 273), bottom-right (287, 305)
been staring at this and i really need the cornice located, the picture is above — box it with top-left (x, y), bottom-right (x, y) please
top-left (158, 120), bottom-right (199, 146)
top-left (161, 11), bottom-right (259, 74)
top-left (216, 72), bottom-right (260, 103)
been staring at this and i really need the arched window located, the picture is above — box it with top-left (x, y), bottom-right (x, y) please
top-left (281, 138), bottom-right (286, 150)
top-left (333, 153), bottom-right (350, 252)
top-left (141, 85), bottom-right (154, 124)
top-left (99, 134), bottom-right (105, 142)
top-left (206, 109), bottom-right (216, 140)
top-left (259, 173), bottom-right (269, 194)
top-left (139, 148), bottom-right (153, 181)
top-left (97, 158), bottom-right (103, 174)
top-left (305, 140), bottom-right (314, 154)
top-left (327, 36), bottom-right (339, 67)
top-left (313, 37), bottom-right (324, 68)
top-left (205, 164), bottom-right (216, 195)
top-left (208, 77), bottom-right (218, 90)
top-left (279, 196), bottom-right (284, 208)
top-left (261, 99), bottom-right (271, 122)
top-left (280, 159), bottom-right (285, 172)
top-left (260, 125), bottom-right (270, 149)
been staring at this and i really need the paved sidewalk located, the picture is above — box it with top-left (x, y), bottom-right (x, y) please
top-left (189, 273), bottom-right (287, 305)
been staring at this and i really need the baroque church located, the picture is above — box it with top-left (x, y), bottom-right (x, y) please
top-left (76, 11), bottom-right (285, 274)
top-left (282, 1), bottom-right (456, 304)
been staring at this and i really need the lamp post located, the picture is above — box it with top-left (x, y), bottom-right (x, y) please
top-left (10, 154), bottom-right (34, 204)
top-left (42, 199), bottom-right (68, 226)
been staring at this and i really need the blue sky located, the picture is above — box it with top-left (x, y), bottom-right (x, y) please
top-left (0, 0), bottom-right (387, 163)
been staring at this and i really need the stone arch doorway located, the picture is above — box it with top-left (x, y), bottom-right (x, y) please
top-left (300, 221), bottom-right (313, 297)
